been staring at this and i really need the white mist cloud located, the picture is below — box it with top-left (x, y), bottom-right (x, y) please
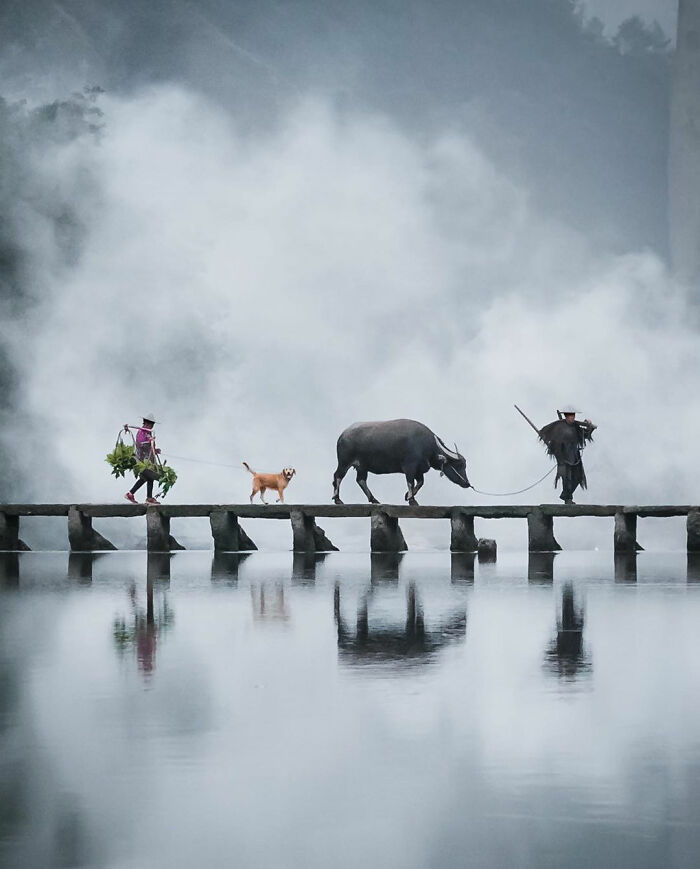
top-left (6, 84), bottom-right (699, 546)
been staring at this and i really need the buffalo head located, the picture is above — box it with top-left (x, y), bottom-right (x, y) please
top-left (434, 436), bottom-right (470, 488)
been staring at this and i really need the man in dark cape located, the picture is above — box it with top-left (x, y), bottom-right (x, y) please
top-left (539, 406), bottom-right (597, 504)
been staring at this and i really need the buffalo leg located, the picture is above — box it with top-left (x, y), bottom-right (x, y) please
top-left (404, 470), bottom-right (424, 506)
top-left (356, 470), bottom-right (379, 504)
top-left (332, 463), bottom-right (350, 504)
top-left (408, 473), bottom-right (424, 506)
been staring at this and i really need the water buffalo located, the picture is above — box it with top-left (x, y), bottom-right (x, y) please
top-left (332, 419), bottom-right (470, 505)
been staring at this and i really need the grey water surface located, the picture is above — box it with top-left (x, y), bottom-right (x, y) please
top-left (1, 550), bottom-right (700, 869)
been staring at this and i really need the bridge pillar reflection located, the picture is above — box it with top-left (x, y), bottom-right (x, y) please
top-left (528, 551), bottom-right (556, 583)
top-left (451, 553), bottom-right (475, 583)
top-left (614, 552), bottom-right (637, 583)
top-left (0, 553), bottom-right (19, 587)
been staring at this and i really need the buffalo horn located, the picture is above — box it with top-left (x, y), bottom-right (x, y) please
top-left (435, 435), bottom-right (460, 461)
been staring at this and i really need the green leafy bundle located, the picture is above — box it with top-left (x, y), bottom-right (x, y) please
top-left (107, 437), bottom-right (178, 498)
top-left (134, 458), bottom-right (158, 477)
top-left (106, 442), bottom-right (136, 478)
top-left (157, 463), bottom-right (178, 497)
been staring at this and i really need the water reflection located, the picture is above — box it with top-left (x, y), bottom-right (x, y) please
top-left (292, 551), bottom-right (327, 585)
top-left (250, 582), bottom-right (290, 625)
top-left (614, 552), bottom-right (638, 583)
top-left (370, 552), bottom-right (403, 584)
top-left (147, 552), bottom-right (171, 585)
top-left (5, 552), bottom-right (700, 868)
top-left (68, 553), bottom-right (96, 584)
top-left (688, 553), bottom-right (700, 583)
top-left (528, 551), bottom-right (556, 584)
top-left (0, 553), bottom-right (19, 587)
top-left (544, 582), bottom-right (591, 681)
top-left (450, 553), bottom-right (475, 584)
top-left (334, 580), bottom-right (466, 671)
top-left (113, 579), bottom-right (175, 679)
top-left (211, 552), bottom-right (250, 585)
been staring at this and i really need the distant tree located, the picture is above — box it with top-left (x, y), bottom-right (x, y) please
top-left (614, 16), bottom-right (671, 56)
top-left (583, 15), bottom-right (605, 44)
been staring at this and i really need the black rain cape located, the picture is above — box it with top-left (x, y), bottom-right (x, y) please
top-left (538, 419), bottom-right (595, 489)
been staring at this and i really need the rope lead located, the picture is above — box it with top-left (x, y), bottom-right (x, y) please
top-left (163, 454), bottom-right (557, 495)
top-left (162, 454), bottom-right (248, 471)
top-left (469, 466), bottom-right (556, 497)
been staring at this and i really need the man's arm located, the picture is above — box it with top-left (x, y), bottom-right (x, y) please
top-left (578, 419), bottom-right (597, 441)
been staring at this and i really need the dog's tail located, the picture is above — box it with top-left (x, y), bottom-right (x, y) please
top-left (242, 461), bottom-right (255, 475)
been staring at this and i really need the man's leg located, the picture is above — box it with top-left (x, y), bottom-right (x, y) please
top-left (560, 466), bottom-right (575, 503)
top-left (568, 463), bottom-right (584, 502)
top-left (558, 464), bottom-right (568, 502)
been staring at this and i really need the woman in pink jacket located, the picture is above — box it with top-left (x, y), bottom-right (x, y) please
top-left (124, 413), bottom-right (161, 504)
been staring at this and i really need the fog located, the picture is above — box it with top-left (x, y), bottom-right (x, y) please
top-left (0, 1), bottom-right (695, 548)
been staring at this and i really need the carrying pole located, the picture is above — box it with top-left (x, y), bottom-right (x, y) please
top-left (514, 404), bottom-right (542, 438)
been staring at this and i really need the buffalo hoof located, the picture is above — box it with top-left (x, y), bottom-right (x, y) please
top-left (408, 498), bottom-right (419, 506)
top-left (369, 498), bottom-right (380, 505)
top-left (333, 498), bottom-right (344, 505)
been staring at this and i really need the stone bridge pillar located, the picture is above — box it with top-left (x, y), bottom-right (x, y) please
top-left (290, 510), bottom-right (338, 554)
top-left (146, 509), bottom-right (184, 552)
top-left (0, 513), bottom-right (29, 551)
top-left (147, 509), bottom-right (171, 552)
top-left (527, 508), bottom-right (561, 552)
top-left (477, 538), bottom-right (497, 562)
top-left (210, 511), bottom-right (257, 552)
top-left (687, 508), bottom-right (700, 552)
top-left (450, 510), bottom-right (478, 552)
top-left (614, 511), bottom-right (643, 553)
top-left (370, 511), bottom-right (407, 553)
top-left (0, 513), bottom-right (19, 551)
top-left (68, 507), bottom-right (116, 552)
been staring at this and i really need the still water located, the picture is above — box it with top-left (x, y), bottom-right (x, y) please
top-left (2, 550), bottom-right (700, 869)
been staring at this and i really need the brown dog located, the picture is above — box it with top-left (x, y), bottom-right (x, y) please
top-left (243, 462), bottom-right (296, 504)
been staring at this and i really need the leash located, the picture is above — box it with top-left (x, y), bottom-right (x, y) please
top-left (161, 453), bottom-right (248, 472)
top-left (165, 455), bottom-right (557, 493)
top-left (470, 466), bottom-right (556, 497)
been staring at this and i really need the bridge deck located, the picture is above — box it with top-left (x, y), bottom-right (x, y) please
top-left (0, 503), bottom-right (695, 518)
top-left (1, 504), bottom-right (699, 554)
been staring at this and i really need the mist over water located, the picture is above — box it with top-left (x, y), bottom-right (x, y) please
top-left (0, 1), bottom-right (693, 549)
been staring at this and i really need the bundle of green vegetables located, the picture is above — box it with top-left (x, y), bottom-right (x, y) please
top-left (106, 442), bottom-right (136, 478)
top-left (157, 463), bottom-right (178, 497)
top-left (106, 441), bottom-right (178, 497)
top-left (134, 458), bottom-right (158, 477)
